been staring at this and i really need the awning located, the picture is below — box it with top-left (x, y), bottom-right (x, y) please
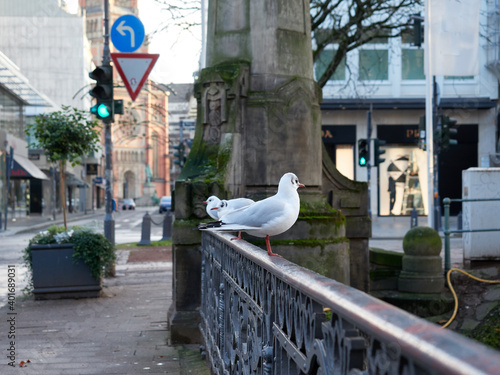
top-left (66, 173), bottom-right (89, 188)
top-left (11, 154), bottom-right (49, 180)
top-left (0, 51), bottom-right (56, 107)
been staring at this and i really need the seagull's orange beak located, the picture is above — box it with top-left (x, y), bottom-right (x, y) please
top-left (211, 207), bottom-right (218, 210)
top-left (298, 183), bottom-right (305, 188)
top-left (202, 201), bottom-right (207, 204)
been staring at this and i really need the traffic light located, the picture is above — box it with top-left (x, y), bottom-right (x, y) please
top-left (358, 139), bottom-right (369, 167)
top-left (89, 65), bottom-right (113, 122)
top-left (173, 142), bottom-right (186, 167)
top-left (374, 139), bottom-right (386, 166)
top-left (411, 13), bottom-right (423, 48)
top-left (114, 99), bottom-right (124, 115)
top-left (441, 115), bottom-right (458, 150)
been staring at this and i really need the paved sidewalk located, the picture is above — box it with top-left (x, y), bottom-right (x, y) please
top-left (0, 250), bottom-right (209, 374)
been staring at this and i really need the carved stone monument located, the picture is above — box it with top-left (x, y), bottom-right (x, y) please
top-left (169, 0), bottom-right (370, 343)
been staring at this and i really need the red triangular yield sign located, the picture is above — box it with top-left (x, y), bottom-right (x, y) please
top-left (111, 53), bottom-right (159, 101)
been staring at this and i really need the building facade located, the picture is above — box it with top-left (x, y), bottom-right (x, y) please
top-left (317, 1), bottom-right (498, 217)
top-left (0, 0), bottom-right (96, 215)
top-left (0, 51), bottom-right (55, 223)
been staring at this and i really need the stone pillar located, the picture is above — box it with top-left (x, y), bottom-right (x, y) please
top-left (398, 226), bottom-right (444, 293)
top-left (169, 0), bottom-right (370, 343)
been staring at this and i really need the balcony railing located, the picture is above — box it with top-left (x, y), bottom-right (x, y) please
top-left (200, 231), bottom-right (500, 375)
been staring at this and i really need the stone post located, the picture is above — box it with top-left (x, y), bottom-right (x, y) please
top-left (398, 226), bottom-right (444, 293)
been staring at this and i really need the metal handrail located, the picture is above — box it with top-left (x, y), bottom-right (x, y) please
top-left (443, 197), bottom-right (500, 273)
top-left (200, 231), bottom-right (500, 374)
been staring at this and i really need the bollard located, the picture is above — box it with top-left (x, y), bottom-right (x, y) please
top-left (161, 211), bottom-right (172, 241)
top-left (410, 207), bottom-right (418, 228)
top-left (137, 212), bottom-right (152, 246)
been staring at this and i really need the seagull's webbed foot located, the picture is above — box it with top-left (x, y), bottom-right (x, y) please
top-left (265, 235), bottom-right (281, 257)
top-left (230, 231), bottom-right (242, 241)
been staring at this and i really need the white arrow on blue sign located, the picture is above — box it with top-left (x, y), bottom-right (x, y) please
top-left (111, 15), bottom-right (145, 53)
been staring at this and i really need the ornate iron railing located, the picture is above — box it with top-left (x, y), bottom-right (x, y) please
top-left (200, 232), bottom-right (500, 375)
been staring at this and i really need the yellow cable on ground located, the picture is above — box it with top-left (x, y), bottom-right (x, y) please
top-left (442, 268), bottom-right (500, 329)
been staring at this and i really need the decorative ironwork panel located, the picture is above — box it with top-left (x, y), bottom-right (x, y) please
top-left (200, 232), bottom-right (500, 375)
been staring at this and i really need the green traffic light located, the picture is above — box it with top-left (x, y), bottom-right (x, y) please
top-left (97, 104), bottom-right (111, 118)
top-left (359, 157), bottom-right (367, 166)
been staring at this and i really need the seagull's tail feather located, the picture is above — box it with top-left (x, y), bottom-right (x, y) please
top-left (198, 221), bottom-right (223, 230)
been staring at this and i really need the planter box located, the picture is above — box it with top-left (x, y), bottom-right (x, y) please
top-left (31, 243), bottom-right (102, 300)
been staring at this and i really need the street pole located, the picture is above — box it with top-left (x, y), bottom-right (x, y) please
top-left (4, 146), bottom-right (13, 230)
top-left (103, 0), bottom-right (114, 245)
top-left (433, 77), bottom-right (441, 231)
top-left (425, 0), bottom-right (434, 228)
top-left (366, 109), bottom-right (372, 219)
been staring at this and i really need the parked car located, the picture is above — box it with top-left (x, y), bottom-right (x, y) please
top-left (159, 196), bottom-right (172, 213)
top-left (121, 199), bottom-right (136, 210)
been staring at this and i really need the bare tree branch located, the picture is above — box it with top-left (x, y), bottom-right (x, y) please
top-left (311, 0), bottom-right (422, 87)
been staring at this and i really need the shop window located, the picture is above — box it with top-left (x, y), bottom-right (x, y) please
top-left (378, 147), bottom-right (427, 216)
top-left (314, 49), bottom-right (346, 81)
top-left (402, 48), bottom-right (424, 80)
top-left (335, 145), bottom-right (354, 180)
top-left (359, 49), bottom-right (388, 81)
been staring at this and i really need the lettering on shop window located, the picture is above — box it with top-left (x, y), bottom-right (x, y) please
top-left (406, 129), bottom-right (419, 140)
top-left (322, 130), bottom-right (333, 139)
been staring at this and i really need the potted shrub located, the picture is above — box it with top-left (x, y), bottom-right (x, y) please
top-left (23, 225), bottom-right (116, 300)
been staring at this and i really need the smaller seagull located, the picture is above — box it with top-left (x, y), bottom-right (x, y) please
top-left (203, 196), bottom-right (254, 220)
top-left (199, 172), bottom-right (305, 256)
top-left (203, 196), bottom-right (222, 220)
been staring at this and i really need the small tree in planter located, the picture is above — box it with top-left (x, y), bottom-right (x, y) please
top-left (25, 106), bottom-right (101, 228)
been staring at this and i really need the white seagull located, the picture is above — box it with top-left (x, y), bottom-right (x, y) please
top-left (199, 172), bottom-right (305, 256)
top-left (203, 196), bottom-right (254, 220)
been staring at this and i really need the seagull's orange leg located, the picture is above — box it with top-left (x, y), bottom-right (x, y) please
top-left (230, 231), bottom-right (242, 241)
top-left (266, 235), bottom-right (281, 257)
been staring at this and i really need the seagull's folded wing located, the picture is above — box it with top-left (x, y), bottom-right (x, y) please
top-left (222, 197), bottom-right (286, 228)
top-left (200, 223), bottom-right (260, 232)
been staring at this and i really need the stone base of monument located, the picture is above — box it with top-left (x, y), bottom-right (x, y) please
top-left (242, 191), bottom-right (350, 283)
top-left (135, 183), bottom-right (156, 207)
top-left (398, 226), bottom-right (445, 294)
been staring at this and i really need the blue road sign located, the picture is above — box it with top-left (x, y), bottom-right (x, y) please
top-left (111, 15), bottom-right (145, 53)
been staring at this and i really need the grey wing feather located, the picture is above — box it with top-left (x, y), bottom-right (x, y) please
top-left (222, 197), bottom-right (285, 228)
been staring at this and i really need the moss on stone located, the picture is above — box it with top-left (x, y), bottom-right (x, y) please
top-left (249, 237), bottom-right (348, 250)
top-left (403, 226), bottom-right (442, 256)
top-left (466, 303), bottom-right (500, 349)
top-left (370, 248), bottom-right (404, 267)
top-left (196, 60), bottom-right (250, 87)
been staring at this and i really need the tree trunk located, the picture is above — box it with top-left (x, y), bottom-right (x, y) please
top-left (60, 160), bottom-right (67, 229)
